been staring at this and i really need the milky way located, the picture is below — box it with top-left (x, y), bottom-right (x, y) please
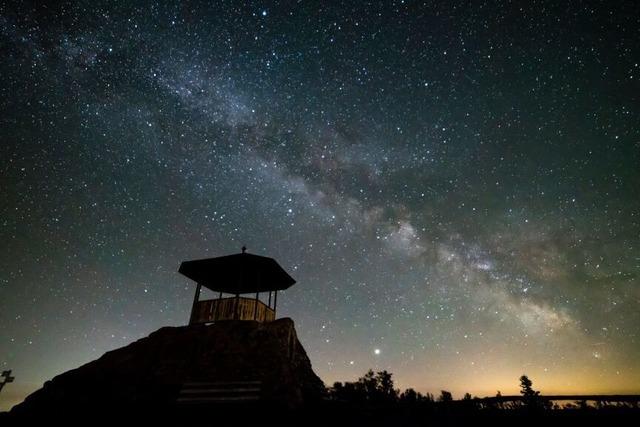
top-left (1, 1), bottom-right (639, 409)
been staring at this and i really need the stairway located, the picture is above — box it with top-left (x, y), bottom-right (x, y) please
top-left (176, 381), bottom-right (262, 404)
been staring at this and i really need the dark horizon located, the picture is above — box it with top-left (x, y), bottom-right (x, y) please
top-left (1, 0), bottom-right (639, 412)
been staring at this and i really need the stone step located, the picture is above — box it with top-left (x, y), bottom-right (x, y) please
top-left (180, 387), bottom-right (261, 394)
top-left (177, 395), bottom-right (261, 403)
top-left (177, 381), bottom-right (262, 404)
top-left (182, 380), bottom-right (262, 388)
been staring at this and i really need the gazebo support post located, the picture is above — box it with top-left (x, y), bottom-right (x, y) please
top-left (189, 282), bottom-right (202, 325)
top-left (235, 293), bottom-right (240, 320)
top-left (254, 292), bottom-right (259, 320)
top-left (273, 290), bottom-right (277, 317)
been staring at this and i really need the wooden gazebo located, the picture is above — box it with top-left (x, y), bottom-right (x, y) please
top-left (179, 247), bottom-right (296, 325)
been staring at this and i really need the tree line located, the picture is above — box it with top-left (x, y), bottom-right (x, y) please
top-left (328, 370), bottom-right (613, 412)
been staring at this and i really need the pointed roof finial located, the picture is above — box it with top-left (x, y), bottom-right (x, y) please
top-left (241, 245), bottom-right (247, 254)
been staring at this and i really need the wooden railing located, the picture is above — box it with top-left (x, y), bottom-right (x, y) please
top-left (191, 297), bottom-right (275, 324)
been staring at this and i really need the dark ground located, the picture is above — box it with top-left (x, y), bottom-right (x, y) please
top-left (2, 400), bottom-right (639, 427)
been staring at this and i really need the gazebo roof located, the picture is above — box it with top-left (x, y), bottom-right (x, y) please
top-left (178, 250), bottom-right (296, 294)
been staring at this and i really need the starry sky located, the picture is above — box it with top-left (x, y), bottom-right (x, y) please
top-left (1, 0), bottom-right (639, 410)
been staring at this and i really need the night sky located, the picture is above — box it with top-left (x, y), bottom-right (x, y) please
top-left (1, 1), bottom-right (639, 410)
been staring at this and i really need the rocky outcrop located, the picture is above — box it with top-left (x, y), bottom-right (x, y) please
top-left (9, 318), bottom-right (324, 419)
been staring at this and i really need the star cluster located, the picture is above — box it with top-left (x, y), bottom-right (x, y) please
top-left (1, 1), bottom-right (639, 410)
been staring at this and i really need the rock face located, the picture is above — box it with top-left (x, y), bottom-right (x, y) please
top-left (10, 318), bottom-right (324, 418)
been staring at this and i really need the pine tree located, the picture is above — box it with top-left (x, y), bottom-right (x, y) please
top-left (519, 375), bottom-right (549, 411)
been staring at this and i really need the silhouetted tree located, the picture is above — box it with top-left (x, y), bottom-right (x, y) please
top-left (399, 388), bottom-right (433, 405)
top-left (359, 369), bottom-right (378, 398)
top-left (519, 375), bottom-right (550, 411)
top-left (459, 392), bottom-right (480, 412)
top-left (331, 381), bottom-right (345, 399)
top-left (331, 380), bottom-right (366, 403)
top-left (400, 388), bottom-right (419, 403)
top-left (438, 390), bottom-right (453, 402)
top-left (519, 375), bottom-right (537, 397)
top-left (376, 370), bottom-right (397, 400)
top-left (329, 369), bottom-right (399, 404)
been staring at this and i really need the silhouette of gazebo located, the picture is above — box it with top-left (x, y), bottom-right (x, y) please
top-left (179, 247), bottom-right (296, 325)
